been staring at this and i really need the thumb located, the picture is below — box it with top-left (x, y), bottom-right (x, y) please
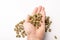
top-left (23, 22), bottom-right (35, 35)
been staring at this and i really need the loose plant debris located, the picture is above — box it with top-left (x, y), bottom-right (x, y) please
top-left (14, 13), bottom-right (52, 38)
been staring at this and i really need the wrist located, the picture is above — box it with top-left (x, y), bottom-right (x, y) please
top-left (27, 35), bottom-right (42, 40)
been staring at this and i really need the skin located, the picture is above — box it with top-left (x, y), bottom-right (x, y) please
top-left (23, 6), bottom-right (46, 40)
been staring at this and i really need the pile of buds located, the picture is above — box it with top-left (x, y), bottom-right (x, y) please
top-left (14, 13), bottom-right (52, 38)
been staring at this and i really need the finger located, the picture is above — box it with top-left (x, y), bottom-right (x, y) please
top-left (39, 7), bottom-right (46, 29)
top-left (40, 7), bottom-right (46, 23)
top-left (32, 7), bottom-right (38, 16)
top-left (37, 6), bottom-right (42, 14)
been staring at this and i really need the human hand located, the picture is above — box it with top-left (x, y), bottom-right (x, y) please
top-left (23, 6), bottom-right (46, 40)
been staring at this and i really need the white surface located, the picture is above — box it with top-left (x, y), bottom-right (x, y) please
top-left (0, 0), bottom-right (60, 40)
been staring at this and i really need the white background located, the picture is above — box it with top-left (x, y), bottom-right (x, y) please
top-left (0, 0), bottom-right (60, 40)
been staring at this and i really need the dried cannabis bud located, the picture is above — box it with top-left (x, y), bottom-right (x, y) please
top-left (14, 13), bottom-right (52, 38)
top-left (45, 17), bottom-right (52, 32)
top-left (48, 29), bottom-right (51, 32)
top-left (29, 13), bottom-right (42, 28)
top-left (54, 36), bottom-right (57, 39)
top-left (14, 20), bottom-right (26, 38)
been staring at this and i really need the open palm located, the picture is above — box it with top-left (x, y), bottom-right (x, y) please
top-left (23, 6), bottom-right (46, 40)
